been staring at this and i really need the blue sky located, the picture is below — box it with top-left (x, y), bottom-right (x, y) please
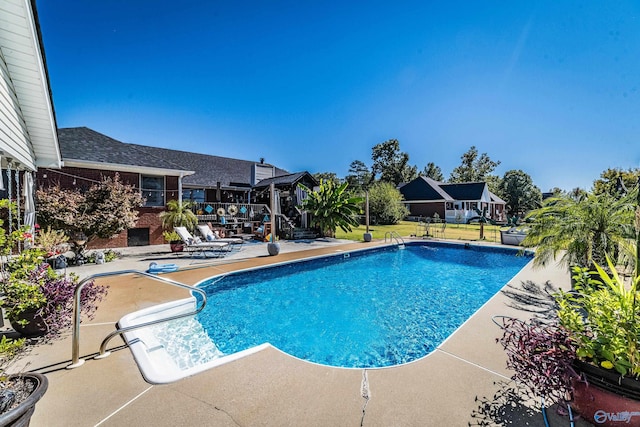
top-left (36, 1), bottom-right (640, 192)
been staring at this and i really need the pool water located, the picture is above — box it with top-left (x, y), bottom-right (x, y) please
top-left (191, 242), bottom-right (530, 368)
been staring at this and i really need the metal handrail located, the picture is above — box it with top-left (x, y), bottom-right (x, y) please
top-left (68, 270), bottom-right (207, 369)
top-left (384, 231), bottom-right (405, 246)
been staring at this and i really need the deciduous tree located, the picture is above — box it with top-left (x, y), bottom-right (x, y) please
top-left (420, 162), bottom-right (444, 181)
top-left (367, 181), bottom-right (409, 225)
top-left (312, 172), bottom-right (341, 185)
top-left (371, 139), bottom-right (418, 186)
top-left (36, 174), bottom-right (144, 245)
top-left (498, 170), bottom-right (542, 216)
top-left (449, 146), bottom-right (500, 184)
top-left (592, 167), bottom-right (640, 197)
top-left (345, 160), bottom-right (373, 193)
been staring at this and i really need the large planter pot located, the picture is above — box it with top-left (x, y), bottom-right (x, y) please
top-left (571, 361), bottom-right (640, 426)
top-left (267, 242), bottom-right (280, 256)
top-left (0, 373), bottom-right (48, 427)
top-left (9, 309), bottom-right (48, 337)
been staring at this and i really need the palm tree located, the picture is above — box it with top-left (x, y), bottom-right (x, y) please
top-left (522, 191), bottom-right (635, 269)
top-left (159, 199), bottom-right (198, 231)
top-left (298, 180), bottom-right (363, 238)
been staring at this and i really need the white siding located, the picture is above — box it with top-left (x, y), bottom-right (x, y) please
top-left (0, 48), bottom-right (34, 169)
top-left (0, 0), bottom-right (60, 171)
top-left (252, 163), bottom-right (275, 185)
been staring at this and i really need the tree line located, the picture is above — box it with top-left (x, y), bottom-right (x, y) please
top-left (312, 138), bottom-right (640, 221)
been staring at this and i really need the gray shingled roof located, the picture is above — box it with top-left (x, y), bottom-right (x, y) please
top-left (439, 182), bottom-right (486, 200)
top-left (399, 177), bottom-right (501, 203)
top-left (58, 127), bottom-right (184, 171)
top-left (399, 176), bottom-right (454, 201)
top-left (253, 171), bottom-right (317, 190)
top-left (57, 127), bottom-right (289, 188)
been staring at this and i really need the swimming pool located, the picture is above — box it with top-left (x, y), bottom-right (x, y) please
top-left (120, 241), bottom-right (531, 382)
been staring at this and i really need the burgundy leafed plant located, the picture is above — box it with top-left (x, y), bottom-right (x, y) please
top-left (29, 263), bottom-right (108, 339)
top-left (496, 316), bottom-right (578, 404)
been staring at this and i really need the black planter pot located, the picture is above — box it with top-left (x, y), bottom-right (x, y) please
top-left (0, 373), bottom-right (48, 427)
top-left (574, 360), bottom-right (640, 401)
top-left (9, 309), bottom-right (48, 337)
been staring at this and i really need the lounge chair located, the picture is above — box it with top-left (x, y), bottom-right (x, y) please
top-left (174, 226), bottom-right (231, 257)
top-left (196, 224), bottom-right (243, 249)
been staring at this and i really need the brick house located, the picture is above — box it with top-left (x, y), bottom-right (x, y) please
top-left (37, 127), bottom-right (296, 247)
top-left (399, 176), bottom-right (507, 224)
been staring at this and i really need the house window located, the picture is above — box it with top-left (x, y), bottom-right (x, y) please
top-left (141, 175), bottom-right (165, 207)
top-left (182, 189), bottom-right (205, 203)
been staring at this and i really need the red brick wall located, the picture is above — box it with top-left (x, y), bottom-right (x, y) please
top-left (88, 207), bottom-right (165, 249)
top-left (407, 202), bottom-right (445, 219)
top-left (36, 167), bottom-right (173, 249)
top-left (36, 167), bottom-right (140, 191)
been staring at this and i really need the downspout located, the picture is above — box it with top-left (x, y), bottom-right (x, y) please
top-left (178, 173), bottom-right (183, 206)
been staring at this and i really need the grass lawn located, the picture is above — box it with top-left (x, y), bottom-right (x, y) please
top-left (334, 220), bottom-right (505, 243)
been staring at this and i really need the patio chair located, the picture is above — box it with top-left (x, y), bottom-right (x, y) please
top-left (197, 224), bottom-right (243, 249)
top-left (433, 221), bottom-right (446, 238)
top-left (174, 226), bottom-right (231, 258)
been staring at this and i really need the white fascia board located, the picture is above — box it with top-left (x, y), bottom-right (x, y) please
top-left (62, 159), bottom-right (195, 177)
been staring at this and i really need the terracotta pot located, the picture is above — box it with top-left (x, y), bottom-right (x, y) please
top-left (0, 373), bottom-right (48, 427)
top-left (169, 241), bottom-right (184, 252)
top-left (571, 361), bottom-right (640, 426)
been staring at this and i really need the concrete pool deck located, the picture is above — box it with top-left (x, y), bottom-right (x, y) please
top-left (13, 238), bottom-right (593, 426)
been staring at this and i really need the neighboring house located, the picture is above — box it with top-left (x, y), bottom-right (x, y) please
top-left (38, 127), bottom-right (307, 247)
top-left (0, 0), bottom-right (61, 231)
top-left (399, 176), bottom-right (506, 224)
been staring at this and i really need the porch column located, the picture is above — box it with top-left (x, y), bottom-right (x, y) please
top-left (178, 173), bottom-right (183, 206)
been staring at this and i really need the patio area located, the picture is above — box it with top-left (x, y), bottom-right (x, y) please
top-left (12, 238), bottom-right (592, 426)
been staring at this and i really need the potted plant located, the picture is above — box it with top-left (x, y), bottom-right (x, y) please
top-left (159, 200), bottom-right (198, 231)
top-left (0, 336), bottom-right (48, 427)
top-left (34, 226), bottom-right (70, 269)
top-left (162, 230), bottom-right (183, 253)
top-left (159, 200), bottom-right (197, 252)
top-left (497, 254), bottom-right (640, 426)
top-left (0, 210), bottom-right (107, 424)
top-left (0, 235), bottom-right (109, 339)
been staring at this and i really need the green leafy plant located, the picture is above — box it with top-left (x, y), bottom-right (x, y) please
top-left (298, 180), bottom-right (363, 237)
top-left (103, 249), bottom-right (119, 262)
top-left (162, 230), bottom-right (181, 242)
top-left (557, 256), bottom-right (640, 378)
top-left (0, 336), bottom-right (26, 366)
top-left (367, 181), bottom-right (409, 225)
top-left (0, 251), bottom-right (108, 337)
top-left (159, 200), bottom-right (198, 231)
top-left (522, 191), bottom-right (635, 269)
top-left (35, 226), bottom-right (69, 257)
top-left (0, 204), bottom-right (108, 340)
